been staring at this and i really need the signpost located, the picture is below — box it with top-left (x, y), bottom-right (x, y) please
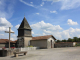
top-left (5, 27), bottom-right (14, 49)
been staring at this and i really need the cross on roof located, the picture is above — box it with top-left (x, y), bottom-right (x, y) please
top-left (5, 27), bottom-right (14, 49)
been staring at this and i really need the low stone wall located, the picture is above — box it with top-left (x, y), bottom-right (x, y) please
top-left (17, 47), bottom-right (37, 52)
top-left (76, 42), bottom-right (80, 45)
top-left (54, 42), bottom-right (76, 48)
top-left (0, 47), bottom-right (37, 56)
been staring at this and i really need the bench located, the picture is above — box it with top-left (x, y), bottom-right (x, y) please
top-left (14, 51), bottom-right (27, 57)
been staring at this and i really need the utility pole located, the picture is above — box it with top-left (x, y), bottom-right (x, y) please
top-left (5, 27), bottom-right (14, 49)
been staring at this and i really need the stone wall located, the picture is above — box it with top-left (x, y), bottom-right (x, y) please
top-left (0, 43), bottom-right (15, 48)
top-left (0, 44), bottom-right (5, 48)
top-left (54, 42), bottom-right (74, 48)
top-left (30, 40), bottom-right (47, 49)
top-left (76, 42), bottom-right (80, 45)
top-left (24, 37), bottom-right (32, 47)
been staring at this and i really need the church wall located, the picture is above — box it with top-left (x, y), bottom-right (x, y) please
top-left (30, 40), bottom-right (47, 49)
top-left (24, 37), bottom-right (32, 47)
top-left (47, 37), bottom-right (55, 49)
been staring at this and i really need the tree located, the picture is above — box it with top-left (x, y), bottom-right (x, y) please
top-left (56, 40), bottom-right (61, 43)
top-left (61, 39), bottom-right (67, 42)
top-left (73, 37), bottom-right (79, 42)
top-left (67, 38), bottom-right (73, 42)
top-left (78, 38), bottom-right (80, 42)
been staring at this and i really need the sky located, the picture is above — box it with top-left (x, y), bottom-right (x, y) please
top-left (0, 0), bottom-right (80, 41)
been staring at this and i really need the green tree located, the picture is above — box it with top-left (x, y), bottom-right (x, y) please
top-left (56, 40), bottom-right (61, 43)
top-left (78, 38), bottom-right (80, 42)
top-left (67, 38), bottom-right (72, 42)
top-left (73, 37), bottom-right (79, 42)
top-left (62, 39), bottom-right (67, 42)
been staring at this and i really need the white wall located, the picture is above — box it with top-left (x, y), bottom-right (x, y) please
top-left (47, 37), bottom-right (55, 49)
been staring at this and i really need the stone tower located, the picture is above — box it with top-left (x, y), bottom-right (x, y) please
top-left (17, 17), bottom-right (32, 47)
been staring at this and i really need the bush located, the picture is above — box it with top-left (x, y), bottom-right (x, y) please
top-left (76, 43), bottom-right (80, 46)
top-left (27, 45), bottom-right (33, 47)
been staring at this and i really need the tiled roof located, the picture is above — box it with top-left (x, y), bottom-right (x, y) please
top-left (0, 39), bottom-right (16, 43)
top-left (0, 40), bottom-right (6, 43)
top-left (55, 42), bottom-right (73, 44)
top-left (18, 17), bottom-right (32, 30)
top-left (31, 35), bottom-right (56, 40)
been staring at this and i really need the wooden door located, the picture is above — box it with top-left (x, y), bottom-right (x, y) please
top-left (51, 40), bottom-right (52, 48)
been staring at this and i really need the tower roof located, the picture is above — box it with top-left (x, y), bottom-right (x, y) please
top-left (18, 17), bottom-right (32, 30)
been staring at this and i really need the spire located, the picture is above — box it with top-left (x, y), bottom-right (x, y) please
top-left (18, 17), bottom-right (32, 30)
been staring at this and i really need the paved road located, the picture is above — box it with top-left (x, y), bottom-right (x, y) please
top-left (0, 47), bottom-right (80, 60)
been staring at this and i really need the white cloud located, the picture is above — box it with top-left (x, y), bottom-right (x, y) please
top-left (60, 0), bottom-right (80, 10)
top-left (51, 0), bottom-right (60, 5)
top-left (31, 21), bottom-right (80, 40)
top-left (67, 19), bottom-right (78, 25)
top-left (19, 0), bottom-right (48, 11)
top-left (32, 31), bottom-right (34, 34)
top-left (43, 0), bottom-right (60, 2)
top-left (51, 0), bottom-right (80, 10)
top-left (12, 34), bottom-right (16, 37)
top-left (0, 17), bottom-right (13, 31)
top-left (15, 24), bottom-right (20, 29)
top-left (31, 21), bottom-right (62, 31)
top-left (50, 11), bottom-right (57, 14)
top-left (20, 0), bottom-right (36, 8)
top-left (0, 34), bottom-right (4, 36)
top-left (11, 38), bottom-right (14, 41)
top-left (36, 13), bottom-right (39, 15)
top-left (40, 2), bottom-right (44, 6)
top-left (0, 0), bottom-right (15, 19)
top-left (30, 2), bottom-right (33, 4)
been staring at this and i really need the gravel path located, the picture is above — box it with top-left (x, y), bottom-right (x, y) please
top-left (0, 47), bottom-right (80, 60)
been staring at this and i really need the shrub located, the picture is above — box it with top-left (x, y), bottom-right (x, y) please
top-left (27, 45), bottom-right (33, 47)
top-left (76, 43), bottom-right (80, 46)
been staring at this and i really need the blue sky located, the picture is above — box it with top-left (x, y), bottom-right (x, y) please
top-left (0, 0), bottom-right (80, 40)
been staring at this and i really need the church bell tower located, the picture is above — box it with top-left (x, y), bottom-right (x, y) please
top-left (17, 17), bottom-right (32, 47)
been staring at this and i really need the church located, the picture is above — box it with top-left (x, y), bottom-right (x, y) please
top-left (17, 17), bottom-right (56, 49)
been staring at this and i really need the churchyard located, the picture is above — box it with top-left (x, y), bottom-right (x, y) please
top-left (0, 47), bottom-right (80, 60)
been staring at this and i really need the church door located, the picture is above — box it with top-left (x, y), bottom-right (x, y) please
top-left (51, 40), bottom-right (52, 48)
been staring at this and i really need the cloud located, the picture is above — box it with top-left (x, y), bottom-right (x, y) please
top-left (50, 11), bottom-right (57, 14)
top-left (36, 13), bottom-right (40, 15)
top-left (60, 0), bottom-right (80, 10)
top-left (30, 2), bottom-right (33, 4)
top-left (11, 38), bottom-right (14, 41)
top-left (40, 2), bottom-right (44, 6)
top-left (51, 0), bottom-right (80, 10)
top-left (0, 17), bottom-right (13, 31)
top-left (43, 0), bottom-right (60, 2)
top-left (31, 21), bottom-right (62, 31)
top-left (31, 21), bottom-right (80, 40)
top-left (60, 27), bottom-right (80, 39)
top-left (20, 0), bottom-right (36, 8)
top-left (0, 34), bottom-right (4, 36)
top-left (12, 34), bottom-right (16, 37)
top-left (0, 17), bottom-right (16, 41)
top-left (0, 0), bottom-right (15, 19)
top-left (19, 0), bottom-right (48, 11)
top-left (32, 31), bottom-right (34, 34)
top-left (15, 24), bottom-right (20, 29)
top-left (67, 19), bottom-right (78, 25)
